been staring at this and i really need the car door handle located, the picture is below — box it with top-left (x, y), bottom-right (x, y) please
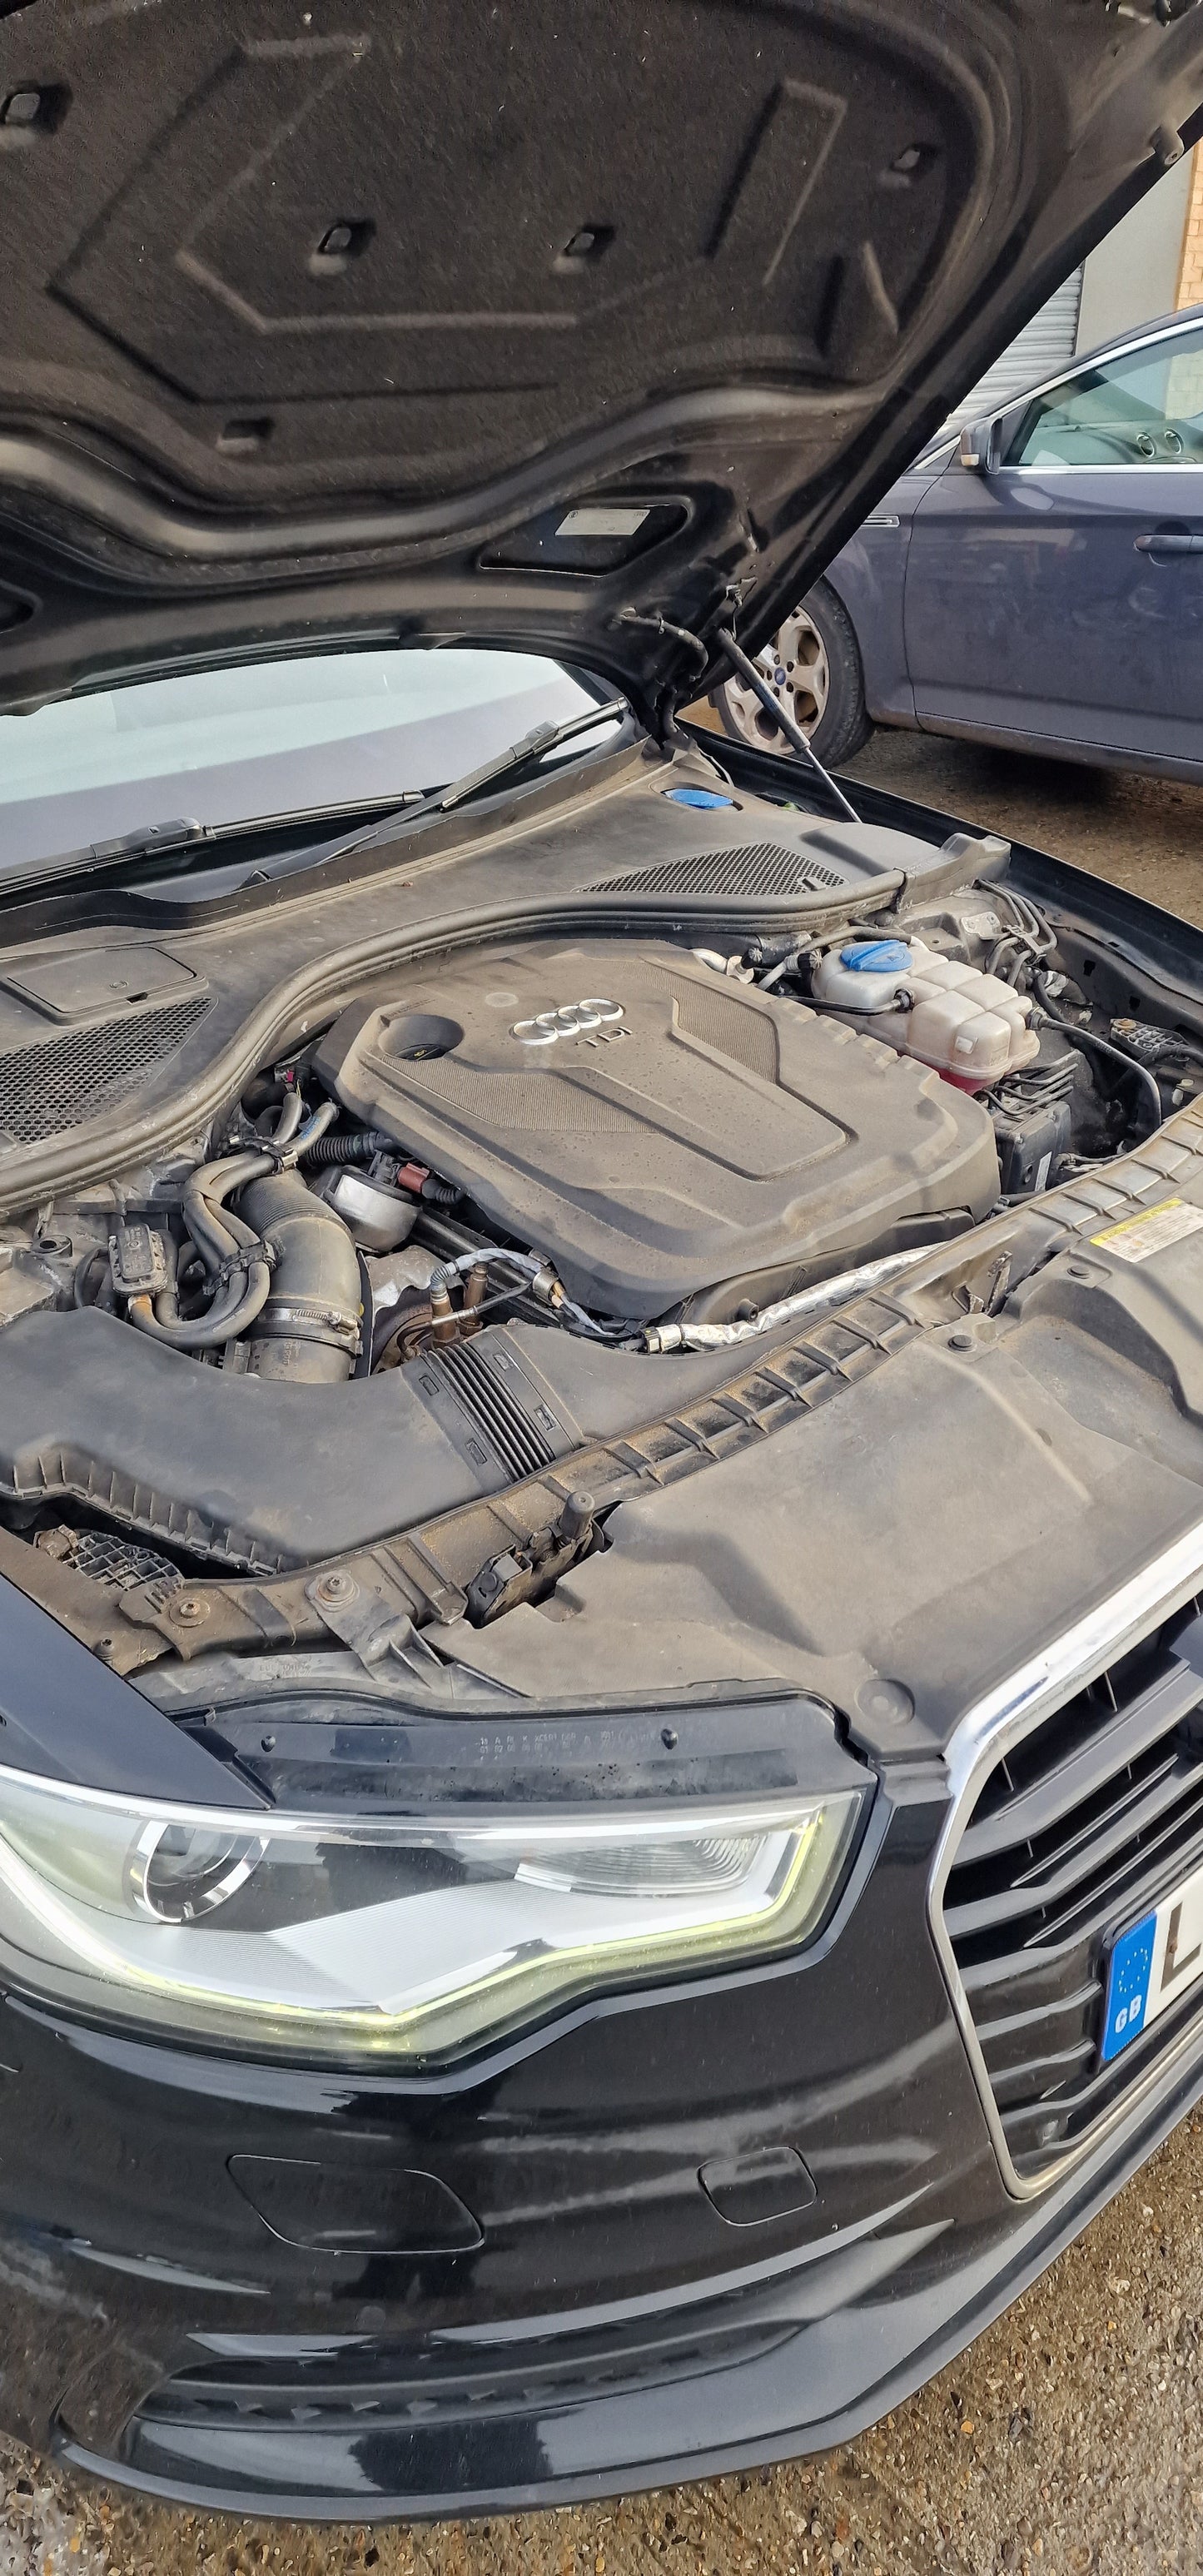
top-left (1135, 530), bottom-right (1203, 555)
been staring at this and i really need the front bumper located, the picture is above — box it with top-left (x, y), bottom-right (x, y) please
top-left (58, 2036), bottom-right (1203, 2518)
top-left (0, 1757), bottom-right (1194, 2523)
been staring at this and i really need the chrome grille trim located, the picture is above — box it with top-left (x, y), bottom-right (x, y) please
top-left (928, 1518), bottom-right (1203, 2200)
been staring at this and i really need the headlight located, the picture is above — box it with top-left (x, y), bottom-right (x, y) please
top-left (0, 1762), bottom-right (862, 2066)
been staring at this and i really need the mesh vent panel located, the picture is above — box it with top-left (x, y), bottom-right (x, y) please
top-left (0, 995), bottom-right (213, 1146)
top-left (49, 1529), bottom-right (183, 1593)
top-left (589, 844), bottom-right (843, 898)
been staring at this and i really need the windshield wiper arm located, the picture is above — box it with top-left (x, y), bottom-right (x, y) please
top-left (0, 814), bottom-right (217, 898)
top-left (216, 694), bottom-right (629, 887)
top-left (309, 694), bottom-right (630, 868)
top-left (0, 696), bottom-right (631, 901)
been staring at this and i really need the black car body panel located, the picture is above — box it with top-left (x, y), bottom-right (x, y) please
top-left (2, 1784), bottom-right (1196, 2520)
top-left (0, 740), bottom-right (1200, 2508)
top-left (0, 1491), bottom-right (1196, 2520)
top-left (3, 0), bottom-right (1203, 2524)
top-left (2, 1), bottom-right (1203, 718)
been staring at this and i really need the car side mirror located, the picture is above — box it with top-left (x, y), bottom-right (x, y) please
top-left (957, 417), bottom-right (1000, 474)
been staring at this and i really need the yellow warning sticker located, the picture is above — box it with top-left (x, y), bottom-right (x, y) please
top-left (1090, 1197), bottom-right (1203, 1264)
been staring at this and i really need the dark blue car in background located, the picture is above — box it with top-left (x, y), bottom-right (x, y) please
top-left (712, 304), bottom-right (1203, 783)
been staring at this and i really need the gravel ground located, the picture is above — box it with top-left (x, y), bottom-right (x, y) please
top-left (7, 729), bottom-right (1203, 2576)
top-left (846, 727), bottom-right (1203, 931)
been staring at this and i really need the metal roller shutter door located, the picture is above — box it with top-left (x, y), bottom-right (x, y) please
top-left (948, 267), bottom-right (1085, 425)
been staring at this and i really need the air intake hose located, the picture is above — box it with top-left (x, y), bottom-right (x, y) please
top-left (238, 1168), bottom-right (362, 1382)
top-left (127, 1091), bottom-right (311, 1350)
top-left (297, 1126), bottom-right (394, 1171)
top-left (296, 1126), bottom-right (461, 1205)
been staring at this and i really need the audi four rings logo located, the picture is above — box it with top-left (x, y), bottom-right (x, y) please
top-left (511, 998), bottom-right (625, 1046)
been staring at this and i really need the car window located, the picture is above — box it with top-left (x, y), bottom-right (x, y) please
top-left (0, 647), bottom-right (610, 875)
top-left (1004, 324), bottom-right (1203, 467)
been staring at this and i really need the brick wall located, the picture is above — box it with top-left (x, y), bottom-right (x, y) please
top-left (1176, 144), bottom-right (1203, 309)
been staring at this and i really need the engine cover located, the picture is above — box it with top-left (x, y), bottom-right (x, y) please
top-left (316, 940), bottom-right (1000, 1320)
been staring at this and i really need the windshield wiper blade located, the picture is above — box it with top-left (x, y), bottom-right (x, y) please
top-left (2, 790), bottom-right (441, 898)
top-left (0, 814), bottom-right (216, 898)
top-left (309, 694), bottom-right (630, 868)
top-left (0, 696), bottom-right (630, 902)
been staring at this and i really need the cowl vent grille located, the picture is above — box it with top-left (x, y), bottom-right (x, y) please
top-left (940, 1604), bottom-right (1203, 2177)
top-left (589, 844), bottom-right (843, 898)
top-left (0, 995), bottom-right (213, 1146)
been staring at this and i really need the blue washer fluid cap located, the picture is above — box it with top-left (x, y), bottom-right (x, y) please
top-left (664, 787), bottom-right (734, 808)
top-left (840, 938), bottom-right (912, 972)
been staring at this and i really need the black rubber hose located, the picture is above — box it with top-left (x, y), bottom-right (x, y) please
top-left (1035, 977), bottom-right (1162, 1134)
top-left (184, 1146), bottom-right (276, 1271)
top-left (296, 1123), bottom-right (462, 1201)
top-left (129, 1092), bottom-right (306, 1350)
top-left (297, 1127), bottom-right (392, 1170)
top-left (72, 1245), bottom-right (109, 1308)
top-left (129, 1258), bottom-right (273, 1350)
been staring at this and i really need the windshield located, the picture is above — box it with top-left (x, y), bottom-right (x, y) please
top-left (0, 647), bottom-right (613, 875)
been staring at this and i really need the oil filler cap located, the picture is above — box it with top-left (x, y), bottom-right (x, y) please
top-left (699, 2144), bottom-right (816, 2227)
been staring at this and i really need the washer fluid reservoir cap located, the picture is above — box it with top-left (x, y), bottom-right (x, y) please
top-left (841, 939), bottom-right (912, 971)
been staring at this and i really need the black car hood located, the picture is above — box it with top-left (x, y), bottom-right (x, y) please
top-left (1, 0), bottom-right (1201, 726)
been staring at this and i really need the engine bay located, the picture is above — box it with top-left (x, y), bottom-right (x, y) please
top-left (3, 779), bottom-right (1203, 1733)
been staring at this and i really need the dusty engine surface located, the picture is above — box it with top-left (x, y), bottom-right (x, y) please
top-left (0, 858), bottom-right (1191, 1636)
top-left (317, 940), bottom-right (1000, 1319)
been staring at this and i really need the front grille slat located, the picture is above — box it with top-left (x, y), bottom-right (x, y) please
top-left (997, 2022), bottom-right (1191, 2140)
top-left (955, 1663), bottom-right (1203, 1866)
top-left (1035, 1782), bottom-right (1203, 1952)
top-left (939, 1604), bottom-right (1203, 2176)
top-left (960, 1939), bottom-right (1093, 2003)
top-left (944, 1754), bottom-right (1203, 1941)
top-left (988, 2037), bottom-right (1097, 2109)
top-left (1009, 1745), bottom-right (1183, 1888)
top-left (972, 1980), bottom-right (1101, 2052)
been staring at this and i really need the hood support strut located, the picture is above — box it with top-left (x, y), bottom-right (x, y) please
top-left (622, 599), bottom-right (859, 822)
top-left (713, 627), bottom-right (859, 824)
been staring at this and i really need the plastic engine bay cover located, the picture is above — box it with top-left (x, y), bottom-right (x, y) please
top-left (316, 942), bottom-right (1000, 1319)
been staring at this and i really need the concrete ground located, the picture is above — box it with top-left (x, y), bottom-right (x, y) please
top-left (7, 729), bottom-right (1203, 2576)
top-left (847, 727), bottom-right (1203, 933)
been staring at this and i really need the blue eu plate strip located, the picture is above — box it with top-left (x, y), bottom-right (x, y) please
top-left (1101, 1911), bottom-right (1157, 2062)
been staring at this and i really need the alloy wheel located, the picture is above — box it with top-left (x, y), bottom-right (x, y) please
top-left (716, 604), bottom-right (831, 751)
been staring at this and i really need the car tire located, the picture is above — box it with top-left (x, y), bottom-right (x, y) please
top-left (711, 579), bottom-right (872, 767)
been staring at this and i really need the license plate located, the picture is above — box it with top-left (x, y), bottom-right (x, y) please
top-left (1102, 1859), bottom-right (1203, 2063)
